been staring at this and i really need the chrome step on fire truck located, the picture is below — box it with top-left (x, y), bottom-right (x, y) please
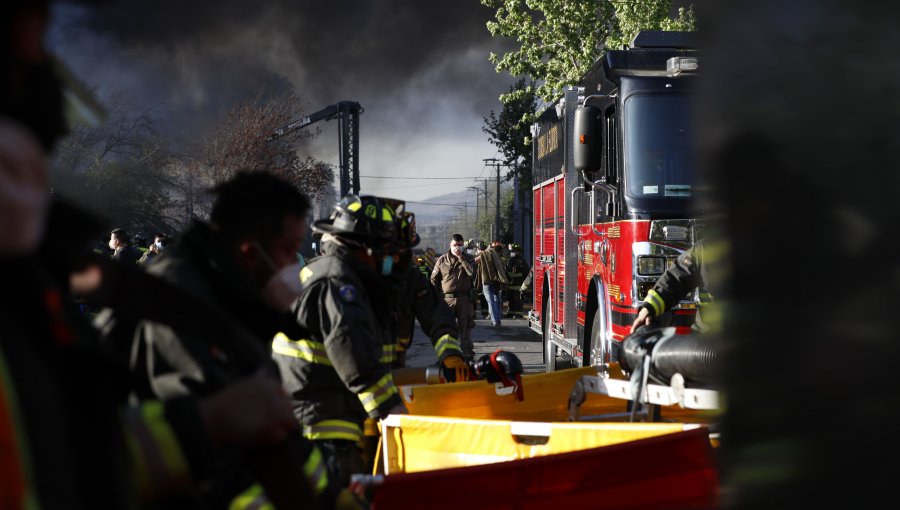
top-left (528, 30), bottom-right (704, 371)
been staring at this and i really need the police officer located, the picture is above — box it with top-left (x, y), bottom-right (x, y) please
top-left (273, 195), bottom-right (409, 487)
top-left (430, 234), bottom-right (478, 361)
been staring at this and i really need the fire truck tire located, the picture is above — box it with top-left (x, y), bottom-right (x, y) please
top-left (586, 305), bottom-right (609, 368)
top-left (543, 298), bottom-right (558, 373)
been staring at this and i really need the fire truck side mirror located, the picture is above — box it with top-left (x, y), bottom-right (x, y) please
top-left (574, 105), bottom-right (603, 174)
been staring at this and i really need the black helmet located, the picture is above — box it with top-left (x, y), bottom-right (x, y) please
top-left (313, 195), bottom-right (399, 245)
top-left (474, 349), bottom-right (525, 401)
top-left (379, 197), bottom-right (420, 248)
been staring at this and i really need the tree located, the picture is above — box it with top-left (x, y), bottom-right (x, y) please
top-left (196, 93), bottom-right (333, 199)
top-left (482, 0), bottom-right (695, 105)
top-left (51, 94), bottom-right (183, 238)
top-left (483, 78), bottom-right (537, 194)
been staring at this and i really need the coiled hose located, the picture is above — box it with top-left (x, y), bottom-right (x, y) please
top-left (620, 327), bottom-right (718, 386)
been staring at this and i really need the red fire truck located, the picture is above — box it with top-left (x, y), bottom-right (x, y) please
top-left (529, 30), bottom-right (703, 371)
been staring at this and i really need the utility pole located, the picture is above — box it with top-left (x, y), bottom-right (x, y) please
top-left (483, 179), bottom-right (490, 239)
top-left (483, 158), bottom-right (503, 241)
top-left (468, 186), bottom-right (482, 240)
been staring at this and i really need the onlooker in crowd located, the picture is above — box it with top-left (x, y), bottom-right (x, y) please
top-left (431, 233), bottom-right (478, 361)
top-left (476, 240), bottom-right (508, 327)
top-left (138, 233), bottom-right (169, 266)
top-left (108, 227), bottom-right (141, 265)
top-left (471, 240), bottom-right (489, 319)
top-left (273, 195), bottom-right (409, 487)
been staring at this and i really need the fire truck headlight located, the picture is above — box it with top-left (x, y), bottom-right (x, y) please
top-left (637, 256), bottom-right (666, 276)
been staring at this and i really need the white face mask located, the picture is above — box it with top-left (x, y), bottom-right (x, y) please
top-left (450, 244), bottom-right (463, 255)
top-left (261, 262), bottom-right (303, 312)
top-left (253, 242), bottom-right (303, 312)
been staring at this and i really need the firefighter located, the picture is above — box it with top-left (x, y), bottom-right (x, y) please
top-left (430, 234), bottom-right (478, 361)
top-left (413, 254), bottom-right (430, 279)
top-left (505, 243), bottom-right (529, 317)
top-left (273, 195), bottom-right (409, 488)
top-left (630, 237), bottom-right (728, 334)
top-left (385, 202), bottom-right (469, 377)
top-left (96, 171), bottom-right (357, 509)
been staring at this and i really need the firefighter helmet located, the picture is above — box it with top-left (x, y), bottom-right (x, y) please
top-left (474, 349), bottom-right (525, 400)
top-left (313, 195), bottom-right (399, 245)
top-left (377, 197), bottom-right (420, 248)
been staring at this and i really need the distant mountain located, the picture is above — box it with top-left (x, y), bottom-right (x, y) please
top-left (410, 185), bottom-right (511, 251)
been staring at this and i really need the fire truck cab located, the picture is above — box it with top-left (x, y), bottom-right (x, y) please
top-left (529, 30), bottom-right (703, 371)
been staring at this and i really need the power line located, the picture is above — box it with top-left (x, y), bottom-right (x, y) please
top-left (360, 175), bottom-right (482, 180)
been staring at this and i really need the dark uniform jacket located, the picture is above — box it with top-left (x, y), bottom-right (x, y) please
top-left (123, 221), bottom-right (304, 400)
top-left (430, 251), bottom-right (476, 296)
top-left (0, 203), bottom-right (217, 509)
top-left (96, 220), bottom-right (331, 509)
top-left (391, 266), bottom-right (461, 367)
top-left (112, 245), bottom-right (142, 266)
top-left (642, 239), bottom-right (727, 332)
top-left (273, 241), bottom-right (403, 442)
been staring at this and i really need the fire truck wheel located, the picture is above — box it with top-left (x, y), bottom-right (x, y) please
top-left (586, 307), bottom-right (608, 368)
top-left (543, 299), bottom-right (558, 372)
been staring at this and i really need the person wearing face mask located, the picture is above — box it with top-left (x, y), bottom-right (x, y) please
top-left (271, 194), bottom-right (410, 487)
top-left (138, 233), bottom-right (169, 266)
top-left (95, 171), bottom-right (365, 509)
top-left (108, 228), bottom-right (142, 265)
top-left (430, 233), bottom-right (478, 361)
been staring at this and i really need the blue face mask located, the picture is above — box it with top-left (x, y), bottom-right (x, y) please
top-left (381, 255), bottom-right (394, 276)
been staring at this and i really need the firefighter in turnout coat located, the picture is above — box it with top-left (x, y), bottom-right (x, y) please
top-left (273, 195), bottom-right (409, 487)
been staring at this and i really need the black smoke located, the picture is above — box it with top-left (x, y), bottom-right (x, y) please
top-left (49, 0), bottom-right (517, 189)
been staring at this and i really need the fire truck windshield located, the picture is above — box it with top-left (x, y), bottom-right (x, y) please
top-left (623, 94), bottom-right (695, 201)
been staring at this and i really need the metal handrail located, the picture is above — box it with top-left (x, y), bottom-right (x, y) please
top-left (570, 187), bottom-right (584, 236)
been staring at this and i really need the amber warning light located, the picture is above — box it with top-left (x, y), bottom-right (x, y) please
top-left (579, 134), bottom-right (586, 144)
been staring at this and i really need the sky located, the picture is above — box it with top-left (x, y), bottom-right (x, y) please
top-left (48, 0), bottom-right (519, 204)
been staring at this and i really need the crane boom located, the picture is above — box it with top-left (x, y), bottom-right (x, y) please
top-left (269, 100), bottom-right (363, 196)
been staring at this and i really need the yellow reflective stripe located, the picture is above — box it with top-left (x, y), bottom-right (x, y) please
top-left (303, 420), bottom-right (363, 441)
top-left (303, 446), bottom-right (329, 495)
top-left (645, 289), bottom-right (666, 316)
top-left (433, 334), bottom-right (460, 359)
top-left (0, 348), bottom-right (40, 510)
top-left (127, 401), bottom-right (190, 496)
top-left (299, 266), bottom-right (313, 283)
top-left (397, 337), bottom-right (411, 350)
top-left (229, 484), bottom-right (274, 510)
top-left (381, 207), bottom-right (393, 221)
top-left (271, 333), bottom-right (332, 366)
top-left (347, 201), bottom-right (362, 212)
top-left (358, 373), bottom-right (398, 414)
top-left (381, 343), bottom-right (400, 364)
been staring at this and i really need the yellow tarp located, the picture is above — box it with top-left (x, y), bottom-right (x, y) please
top-left (381, 414), bottom-right (690, 474)
top-left (400, 365), bottom-right (715, 423)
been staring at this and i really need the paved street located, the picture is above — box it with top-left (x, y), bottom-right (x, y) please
top-left (405, 316), bottom-right (546, 371)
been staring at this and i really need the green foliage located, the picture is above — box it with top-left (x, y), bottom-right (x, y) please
top-left (50, 96), bottom-right (181, 237)
top-left (482, 78), bottom-right (537, 195)
top-left (482, 0), bottom-right (695, 104)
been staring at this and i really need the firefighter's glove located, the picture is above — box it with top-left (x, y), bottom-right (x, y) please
top-left (441, 355), bottom-right (475, 383)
